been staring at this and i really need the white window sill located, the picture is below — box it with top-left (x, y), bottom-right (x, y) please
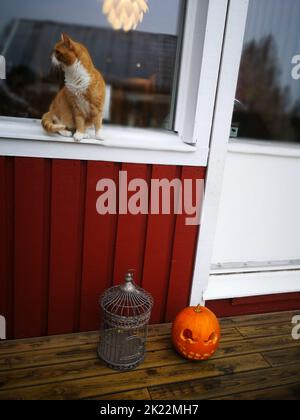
top-left (205, 270), bottom-right (300, 301)
top-left (229, 138), bottom-right (300, 158)
top-left (0, 117), bottom-right (208, 166)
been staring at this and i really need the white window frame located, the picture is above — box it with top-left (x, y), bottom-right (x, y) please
top-left (0, 0), bottom-right (228, 167)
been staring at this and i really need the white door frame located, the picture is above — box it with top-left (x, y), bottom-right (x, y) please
top-left (191, 0), bottom-right (300, 305)
top-left (190, 0), bottom-right (250, 305)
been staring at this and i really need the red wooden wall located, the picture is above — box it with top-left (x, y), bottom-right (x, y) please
top-left (0, 156), bottom-right (205, 339)
top-left (207, 293), bottom-right (300, 318)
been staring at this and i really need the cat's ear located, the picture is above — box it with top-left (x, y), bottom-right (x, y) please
top-left (61, 33), bottom-right (73, 49)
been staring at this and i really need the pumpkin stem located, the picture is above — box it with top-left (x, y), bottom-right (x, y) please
top-left (194, 305), bottom-right (202, 313)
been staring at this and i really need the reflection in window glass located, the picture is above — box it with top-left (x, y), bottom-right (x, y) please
top-left (0, 0), bottom-right (185, 130)
top-left (232, 0), bottom-right (300, 142)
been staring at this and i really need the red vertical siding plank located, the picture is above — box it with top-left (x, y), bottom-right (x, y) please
top-left (165, 167), bottom-right (206, 322)
top-left (113, 163), bottom-right (150, 285)
top-left (48, 160), bottom-right (85, 335)
top-left (0, 157), bottom-right (14, 339)
top-left (14, 158), bottom-right (50, 338)
top-left (142, 165), bottom-right (179, 323)
top-left (79, 161), bottom-right (119, 332)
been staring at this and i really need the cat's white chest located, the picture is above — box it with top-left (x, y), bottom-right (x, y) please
top-left (65, 60), bottom-right (91, 115)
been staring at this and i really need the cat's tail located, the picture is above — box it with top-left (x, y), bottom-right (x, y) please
top-left (42, 112), bottom-right (66, 133)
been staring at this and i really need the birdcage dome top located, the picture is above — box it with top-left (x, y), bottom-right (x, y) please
top-left (100, 272), bottom-right (153, 319)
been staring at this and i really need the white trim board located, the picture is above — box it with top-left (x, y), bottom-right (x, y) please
top-left (190, 0), bottom-right (250, 305)
top-left (0, 117), bottom-right (210, 166)
top-left (204, 270), bottom-right (300, 301)
top-left (0, 137), bottom-right (205, 166)
top-left (211, 260), bottom-right (300, 275)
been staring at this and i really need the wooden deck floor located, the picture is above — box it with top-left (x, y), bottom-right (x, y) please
top-left (0, 310), bottom-right (300, 400)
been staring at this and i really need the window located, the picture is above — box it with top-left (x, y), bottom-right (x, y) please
top-left (0, 0), bottom-right (227, 167)
top-left (231, 0), bottom-right (300, 143)
top-left (0, 0), bottom-right (185, 130)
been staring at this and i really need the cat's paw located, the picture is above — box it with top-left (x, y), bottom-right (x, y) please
top-left (58, 129), bottom-right (73, 138)
top-left (74, 131), bottom-right (85, 142)
top-left (95, 130), bottom-right (104, 141)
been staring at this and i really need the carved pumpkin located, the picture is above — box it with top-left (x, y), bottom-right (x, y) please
top-left (172, 305), bottom-right (221, 361)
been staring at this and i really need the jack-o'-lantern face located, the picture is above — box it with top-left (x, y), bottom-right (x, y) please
top-left (172, 306), bottom-right (221, 361)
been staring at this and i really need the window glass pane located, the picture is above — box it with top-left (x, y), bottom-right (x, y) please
top-left (232, 0), bottom-right (300, 142)
top-left (0, 0), bottom-right (185, 130)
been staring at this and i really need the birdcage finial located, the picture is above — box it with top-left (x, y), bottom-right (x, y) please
top-left (125, 271), bottom-right (133, 283)
top-left (121, 270), bottom-right (136, 292)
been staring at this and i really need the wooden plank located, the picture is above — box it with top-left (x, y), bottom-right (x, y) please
top-left (2, 332), bottom-right (298, 373)
top-left (263, 347), bottom-right (300, 368)
top-left (218, 383), bottom-right (300, 400)
top-left (214, 334), bottom-right (299, 359)
top-left (218, 311), bottom-right (299, 328)
top-left (0, 336), bottom-right (174, 371)
top-left (0, 313), bottom-right (292, 359)
top-left (142, 165), bottom-right (180, 323)
top-left (237, 322), bottom-right (293, 339)
top-left (0, 327), bottom-right (249, 391)
top-left (149, 363), bottom-right (300, 400)
top-left (90, 388), bottom-right (151, 401)
top-left (113, 163), bottom-right (151, 286)
top-left (0, 343), bottom-right (96, 372)
top-left (48, 160), bottom-right (86, 335)
top-left (14, 158), bottom-right (50, 339)
top-left (0, 348), bottom-right (186, 391)
top-left (0, 353), bottom-right (268, 400)
top-left (0, 327), bottom-right (293, 391)
top-left (149, 324), bottom-right (172, 337)
top-left (79, 161), bottom-right (119, 332)
top-left (218, 327), bottom-right (243, 342)
top-left (0, 358), bottom-right (101, 392)
top-left (0, 324), bottom-right (172, 356)
top-left (0, 331), bottom-right (100, 356)
top-left (0, 325), bottom-right (241, 356)
top-left (165, 167), bottom-right (205, 322)
top-left (0, 157), bottom-right (14, 339)
top-left (0, 329), bottom-right (250, 391)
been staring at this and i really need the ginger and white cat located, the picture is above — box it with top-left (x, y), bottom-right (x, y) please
top-left (42, 33), bottom-right (105, 142)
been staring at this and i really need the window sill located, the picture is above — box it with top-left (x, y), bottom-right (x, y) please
top-left (205, 269), bottom-right (300, 301)
top-left (0, 117), bottom-right (207, 166)
top-left (228, 138), bottom-right (300, 158)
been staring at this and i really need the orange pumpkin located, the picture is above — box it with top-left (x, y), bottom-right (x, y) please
top-left (172, 305), bottom-right (221, 361)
